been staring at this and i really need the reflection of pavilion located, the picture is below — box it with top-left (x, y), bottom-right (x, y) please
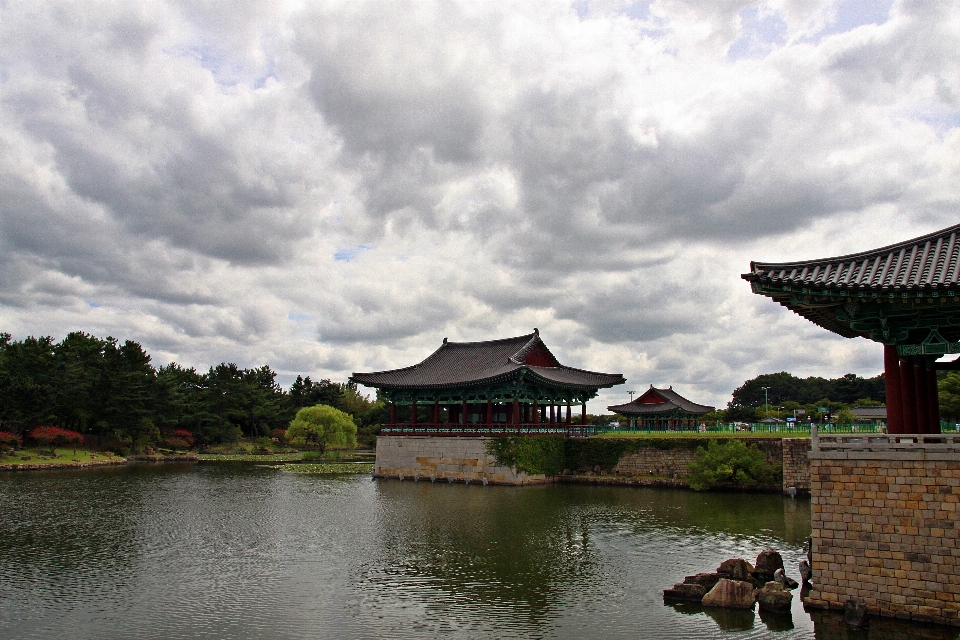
top-left (351, 330), bottom-right (624, 436)
top-left (607, 386), bottom-right (714, 430)
top-left (743, 223), bottom-right (960, 433)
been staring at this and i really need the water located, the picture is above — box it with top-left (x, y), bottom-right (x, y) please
top-left (0, 463), bottom-right (954, 639)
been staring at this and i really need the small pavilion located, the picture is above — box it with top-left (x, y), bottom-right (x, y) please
top-left (351, 329), bottom-right (625, 436)
top-left (742, 222), bottom-right (960, 434)
top-left (607, 386), bottom-right (714, 430)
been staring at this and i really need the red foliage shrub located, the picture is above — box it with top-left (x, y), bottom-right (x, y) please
top-left (271, 429), bottom-right (287, 443)
top-left (0, 431), bottom-right (21, 448)
top-left (29, 426), bottom-right (84, 450)
top-left (171, 429), bottom-right (195, 446)
top-left (163, 437), bottom-right (191, 450)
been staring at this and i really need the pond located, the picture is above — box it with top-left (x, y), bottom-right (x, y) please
top-left (0, 463), bottom-right (955, 639)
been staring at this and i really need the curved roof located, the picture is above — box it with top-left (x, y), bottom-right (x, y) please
top-left (351, 330), bottom-right (625, 391)
top-left (608, 386), bottom-right (714, 416)
top-left (743, 223), bottom-right (960, 292)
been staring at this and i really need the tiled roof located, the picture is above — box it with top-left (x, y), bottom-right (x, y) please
top-left (851, 406), bottom-right (887, 420)
top-left (743, 223), bottom-right (960, 291)
top-left (608, 386), bottom-right (714, 415)
top-left (351, 330), bottom-right (624, 391)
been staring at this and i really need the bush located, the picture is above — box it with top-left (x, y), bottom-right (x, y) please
top-left (686, 440), bottom-right (781, 491)
top-left (270, 429), bottom-right (287, 444)
top-left (163, 429), bottom-right (194, 450)
top-left (28, 426), bottom-right (84, 452)
top-left (0, 431), bottom-right (21, 449)
top-left (486, 436), bottom-right (566, 476)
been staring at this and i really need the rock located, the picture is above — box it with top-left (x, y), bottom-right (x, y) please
top-left (663, 582), bottom-right (707, 602)
top-left (753, 549), bottom-right (785, 582)
top-left (798, 560), bottom-right (812, 583)
top-left (702, 578), bottom-right (756, 609)
top-left (774, 568), bottom-right (799, 590)
top-left (717, 558), bottom-right (756, 583)
top-left (756, 581), bottom-right (793, 613)
top-left (683, 572), bottom-right (721, 592)
top-left (843, 599), bottom-right (868, 628)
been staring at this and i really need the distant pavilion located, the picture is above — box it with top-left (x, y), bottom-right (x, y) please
top-left (607, 386), bottom-right (714, 430)
top-left (350, 330), bottom-right (625, 436)
top-left (743, 222), bottom-right (960, 434)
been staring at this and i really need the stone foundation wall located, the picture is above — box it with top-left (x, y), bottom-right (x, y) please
top-left (612, 437), bottom-right (810, 494)
top-left (782, 438), bottom-right (812, 494)
top-left (806, 454), bottom-right (960, 626)
top-left (375, 436), bottom-right (548, 485)
top-left (613, 447), bottom-right (696, 478)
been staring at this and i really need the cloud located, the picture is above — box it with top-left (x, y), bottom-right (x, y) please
top-left (1, 0), bottom-right (959, 410)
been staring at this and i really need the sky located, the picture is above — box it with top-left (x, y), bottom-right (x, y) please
top-left (2, 0), bottom-right (959, 413)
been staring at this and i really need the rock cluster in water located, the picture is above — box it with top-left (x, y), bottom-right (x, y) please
top-left (663, 549), bottom-right (800, 613)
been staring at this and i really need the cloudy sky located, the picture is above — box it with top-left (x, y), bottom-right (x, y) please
top-left (2, 0), bottom-right (958, 412)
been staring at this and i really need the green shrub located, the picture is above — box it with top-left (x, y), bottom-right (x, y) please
top-left (486, 436), bottom-right (566, 476)
top-left (686, 440), bottom-right (781, 491)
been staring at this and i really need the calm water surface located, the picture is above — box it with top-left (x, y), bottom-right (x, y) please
top-left (0, 463), bottom-right (955, 639)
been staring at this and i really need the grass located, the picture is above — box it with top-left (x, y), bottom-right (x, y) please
top-left (196, 452), bottom-right (305, 462)
top-left (0, 448), bottom-right (124, 466)
top-left (595, 431), bottom-right (810, 439)
top-left (273, 462), bottom-right (374, 474)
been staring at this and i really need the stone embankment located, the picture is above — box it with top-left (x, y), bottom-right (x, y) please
top-left (375, 436), bottom-right (813, 491)
top-left (0, 458), bottom-right (129, 471)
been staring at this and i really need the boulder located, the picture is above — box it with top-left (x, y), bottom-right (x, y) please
top-left (683, 572), bottom-right (720, 592)
top-left (798, 560), bottom-right (812, 584)
top-left (663, 582), bottom-right (707, 602)
top-left (702, 578), bottom-right (756, 609)
top-left (774, 568), bottom-right (799, 590)
top-left (753, 549), bottom-right (785, 582)
top-left (756, 581), bottom-right (793, 613)
top-left (717, 558), bottom-right (756, 583)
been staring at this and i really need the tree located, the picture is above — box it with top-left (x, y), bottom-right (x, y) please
top-left (287, 405), bottom-right (357, 452)
top-left (939, 373), bottom-right (960, 422)
top-left (686, 440), bottom-right (781, 490)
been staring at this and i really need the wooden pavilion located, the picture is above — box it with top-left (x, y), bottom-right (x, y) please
top-left (607, 386), bottom-right (714, 430)
top-left (350, 330), bottom-right (625, 436)
top-left (743, 222), bottom-right (960, 434)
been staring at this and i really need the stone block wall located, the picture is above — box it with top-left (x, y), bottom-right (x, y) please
top-left (375, 436), bottom-right (548, 485)
top-left (805, 454), bottom-right (960, 626)
top-left (782, 438), bottom-right (812, 494)
top-left (613, 447), bottom-right (696, 478)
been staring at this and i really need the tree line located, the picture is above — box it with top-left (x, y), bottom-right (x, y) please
top-left (0, 332), bottom-right (387, 450)
top-left (722, 371), bottom-right (886, 422)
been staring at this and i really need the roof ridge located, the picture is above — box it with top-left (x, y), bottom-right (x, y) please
top-left (749, 222), bottom-right (960, 271)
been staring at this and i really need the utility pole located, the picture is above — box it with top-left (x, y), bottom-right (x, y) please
top-left (761, 386), bottom-right (770, 417)
top-left (628, 391), bottom-right (635, 402)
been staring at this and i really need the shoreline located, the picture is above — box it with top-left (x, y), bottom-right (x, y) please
top-left (0, 453), bottom-right (198, 472)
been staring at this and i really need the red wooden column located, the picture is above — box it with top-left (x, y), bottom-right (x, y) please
top-left (411, 400), bottom-right (417, 428)
top-left (915, 360), bottom-right (930, 434)
top-left (566, 404), bottom-right (571, 424)
top-left (581, 402), bottom-right (587, 425)
top-left (884, 345), bottom-right (905, 434)
top-left (901, 358), bottom-right (918, 433)
top-left (432, 402), bottom-right (439, 425)
top-left (532, 401), bottom-right (540, 424)
top-left (549, 404), bottom-right (555, 424)
top-left (926, 358), bottom-right (941, 433)
top-left (486, 400), bottom-right (493, 426)
top-left (461, 399), bottom-right (468, 426)
top-left (390, 402), bottom-right (397, 427)
top-left (512, 398), bottom-right (520, 424)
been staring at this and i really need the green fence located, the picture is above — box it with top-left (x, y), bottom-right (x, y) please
top-left (594, 422), bottom-right (891, 436)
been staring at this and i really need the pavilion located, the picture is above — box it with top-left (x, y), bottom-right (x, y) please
top-left (350, 329), bottom-right (625, 436)
top-left (607, 386), bottom-right (714, 430)
top-left (742, 222), bottom-right (960, 434)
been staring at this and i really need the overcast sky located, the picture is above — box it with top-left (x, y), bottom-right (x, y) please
top-left (2, 0), bottom-right (958, 412)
